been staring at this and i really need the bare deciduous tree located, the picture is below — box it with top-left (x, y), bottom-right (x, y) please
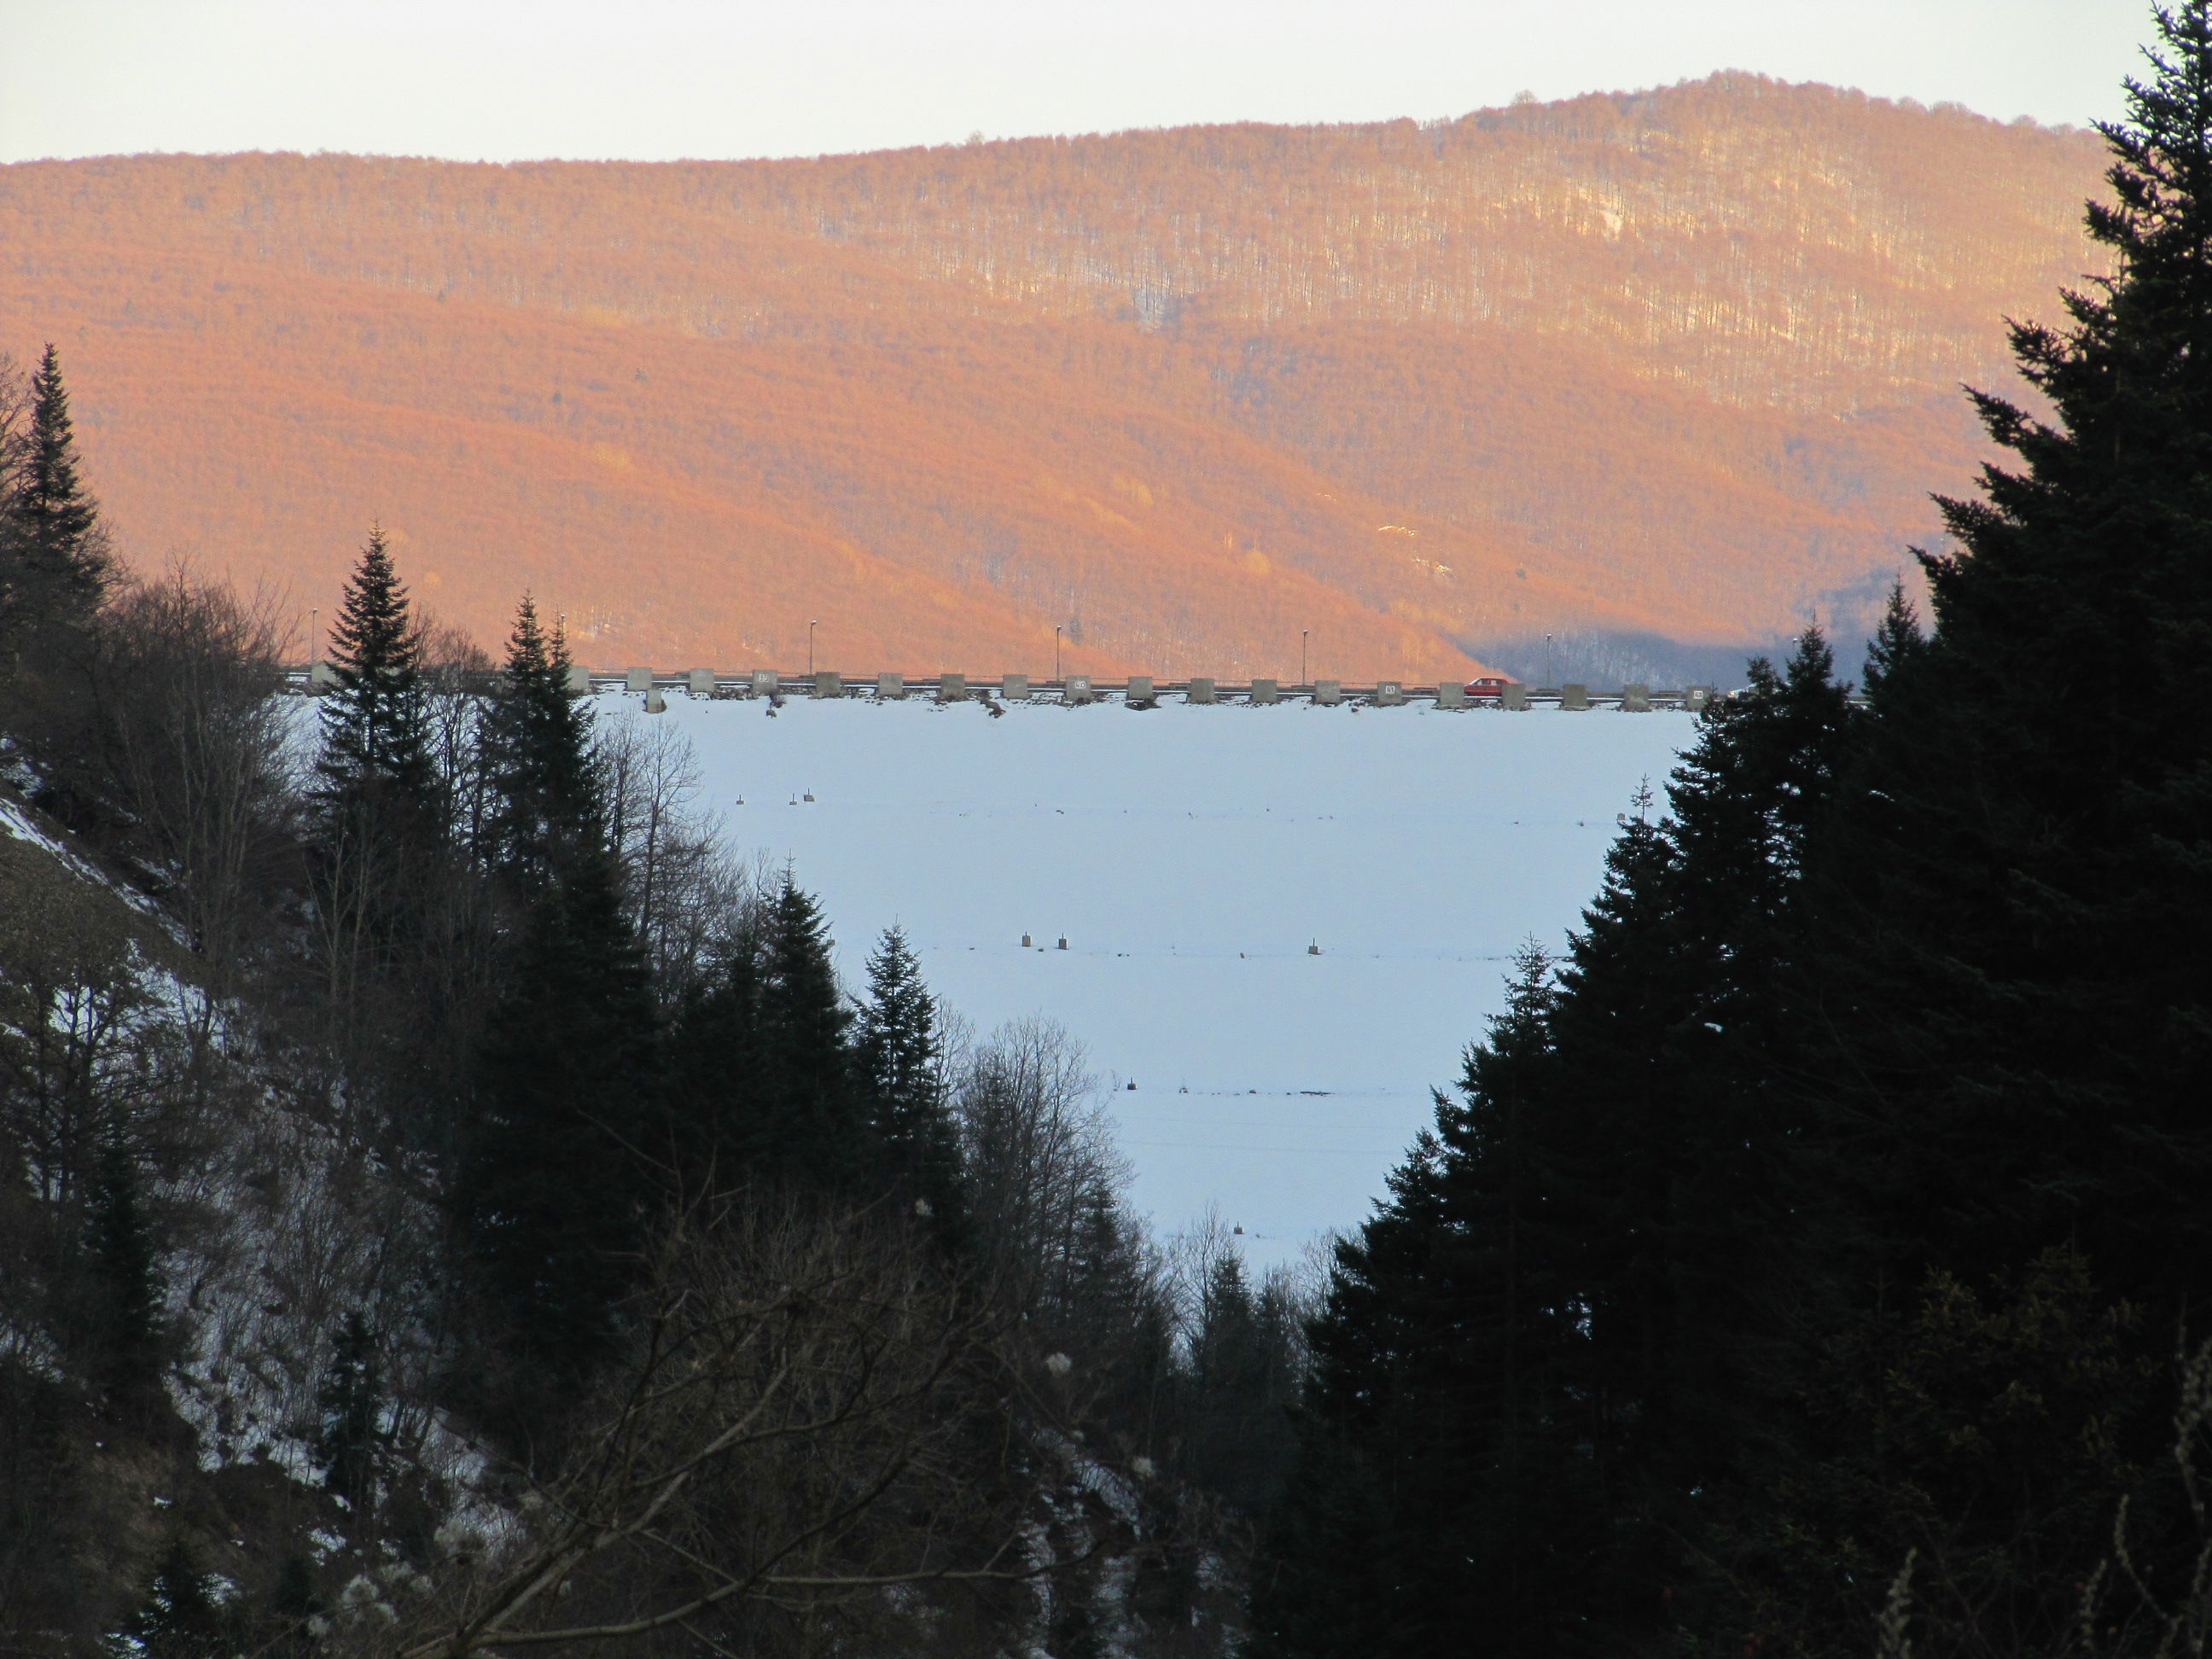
top-left (356, 1199), bottom-right (1096, 1659)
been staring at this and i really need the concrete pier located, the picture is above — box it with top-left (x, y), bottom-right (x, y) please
top-left (626, 667), bottom-right (653, 692)
top-left (1187, 677), bottom-right (1216, 704)
top-left (1065, 675), bottom-right (1094, 704)
top-left (811, 672), bottom-right (841, 698)
top-left (1001, 673), bottom-right (1030, 701)
top-left (1313, 679), bottom-right (1343, 706)
top-left (938, 672), bottom-right (968, 703)
top-left (1126, 675), bottom-right (1155, 702)
top-left (1249, 678), bottom-right (1279, 704)
top-left (1561, 683), bottom-right (1591, 711)
top-left (876, 672), bottom-right (905, 700)
top-left (1621, 683), bottom-right (1652, 712)
top-left (1374, 680), bottom-right (1405, 706)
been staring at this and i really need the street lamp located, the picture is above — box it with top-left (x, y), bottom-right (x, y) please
top-left (808, 620), bottom-right (818, 678)
top-left (1301, 630), bottom-right (1309, 686)
top-left (1544, 632), bottom-right (1554, 689)
top-left (1055, 625), bottom-right (1063, 682)
top-left (308, 608), bottom-right (318, 666)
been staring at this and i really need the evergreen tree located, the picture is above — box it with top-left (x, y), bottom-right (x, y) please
top-left (459, 836), bottom-right (660, 1432)
top-left (313, 1310), bottom-right (384, 1522)
top-left (662, 919), bottom-right (768, 1195)
top-left (659, 876), bottom-right (868, 1201)
top-left (314, 529), bottom-right (438, 829)
top-left (83, 1122), bottom-right (165, 1412)
top-left (853, 926), bottom-right (967, 1242)
top-left (755, 876), bottom-right (863, 1190)
top-left (478, 595), bottom-right (601, 887)
top-left (124, 1540), bottom-right (227, 1659)
top-left (0, 345), bottom-right (108, 663)
top-left (1258, 637), bottom-right (1858, 1656)
top-left (459, 614), bottom-right (658, 1432)
top-left (1814, 0), bottom-right (2212, 1324)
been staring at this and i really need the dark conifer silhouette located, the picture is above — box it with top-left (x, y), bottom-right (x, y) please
top-left (82, 1123), bottom-right (165, 1412)
top-left (854, 925), bottom-right (967, 1242)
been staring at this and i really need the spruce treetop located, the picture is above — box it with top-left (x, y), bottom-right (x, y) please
top-left (317, 528), bottom-right (436, 810)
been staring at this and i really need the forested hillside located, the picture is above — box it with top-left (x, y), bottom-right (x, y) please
top-left (0, 345), bottom-right (1305, 1652)
top-left (0, 77), bottom-right (2103, 675)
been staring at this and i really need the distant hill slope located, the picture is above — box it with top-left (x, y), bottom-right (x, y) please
top-left (0, 77), bottom-right (2104, 678)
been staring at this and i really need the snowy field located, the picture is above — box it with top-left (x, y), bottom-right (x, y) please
top-left (626, 694), bottom-right (1699, 1270)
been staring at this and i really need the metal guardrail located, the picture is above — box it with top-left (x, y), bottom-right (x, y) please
top-left (277, 667), bottom-right (1842, 710)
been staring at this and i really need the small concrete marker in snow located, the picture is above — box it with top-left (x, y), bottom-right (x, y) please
top-left (1249, 678), bottom-right (1279, 704)
top-left (1057, 936), bottom-right (1068, 950)
top-left (1308, 940), bottom-right (1321, 955)
top-left (626, 667), bottom-right (653, 692)
top-left (1562, 683), bottom-right (1591, 710)
top-left (1002, 673), bottom-right (1030, 700)
top-left (1022, 934), bottom-right (1032, 947)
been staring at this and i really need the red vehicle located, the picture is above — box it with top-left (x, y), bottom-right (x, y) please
top-left (1464, 677), bottom-right (1513, 701)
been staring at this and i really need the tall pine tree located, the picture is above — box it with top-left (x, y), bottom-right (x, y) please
top-left (0, 345), bottom-right (108, 668)
top-left (853, 925), bottom-right (967, 1242)
top-left (459, 595), bottom-right (658, 1437)
top-left (1813, 0), bottom-right (2212, 1325)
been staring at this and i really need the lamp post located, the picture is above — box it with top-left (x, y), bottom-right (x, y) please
top-left (808, 620), bottom-right (818, 678)
top-left (1055, 625), bottom-right (1063, 682)
top-left (308, 608), bottom-right (318, 666)
top-left (1545, 632), bottom-right (1554, 689)
top-left (1301, 630), bottom-right (1309, 686)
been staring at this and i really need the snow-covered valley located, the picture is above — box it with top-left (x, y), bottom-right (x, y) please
top-left (634, 693), bottom-right (1699, 1268)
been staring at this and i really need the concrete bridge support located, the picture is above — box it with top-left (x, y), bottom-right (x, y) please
top-left (1187, 677), bottom-right (1216, 704)
top-left (1562, 683), bottom-right (1591, 710)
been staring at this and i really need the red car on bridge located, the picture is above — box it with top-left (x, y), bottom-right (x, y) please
top-left (1464, 677), bottom-right (1513, 701)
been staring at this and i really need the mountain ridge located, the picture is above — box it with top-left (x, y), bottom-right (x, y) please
top-left (0, 75), bottom-right (2108, 677)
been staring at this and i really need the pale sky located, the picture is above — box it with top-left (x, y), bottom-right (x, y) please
top-left (1, 0), bottom-right (2153, 166)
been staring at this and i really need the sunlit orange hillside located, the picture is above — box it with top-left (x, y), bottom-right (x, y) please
top-left (0, 76), bottom-right (2105, 678)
